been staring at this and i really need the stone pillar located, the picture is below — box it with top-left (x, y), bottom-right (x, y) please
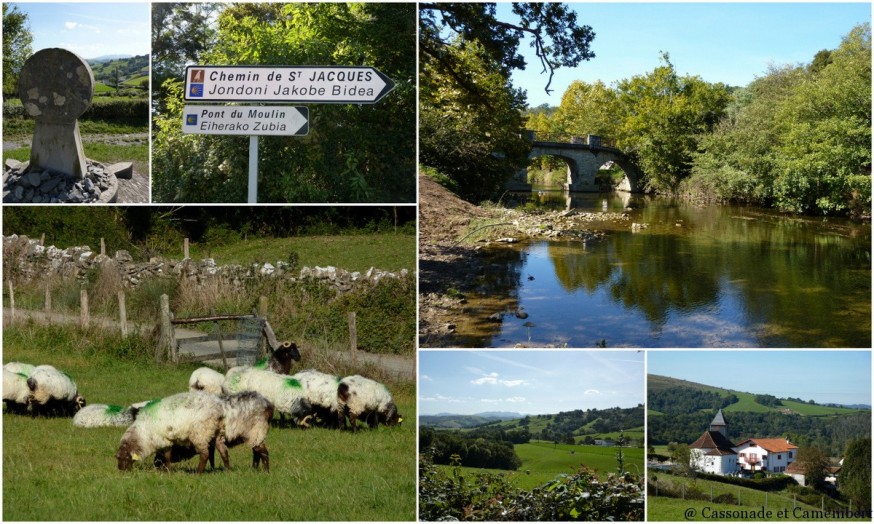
top-left (18, 48), bottom-right (94, 179)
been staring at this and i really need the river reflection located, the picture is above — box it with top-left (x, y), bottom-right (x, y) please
top-left (449, 193), bottom-right (871, 348)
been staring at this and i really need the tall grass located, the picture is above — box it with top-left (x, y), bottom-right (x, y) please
top-left (3, 323), bottom-right (416, 521)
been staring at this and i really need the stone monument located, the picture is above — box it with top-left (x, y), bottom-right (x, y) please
top-left (3, 48), bottom-right (122, 203)
top-left (18, 48), bottom-right (93, 178)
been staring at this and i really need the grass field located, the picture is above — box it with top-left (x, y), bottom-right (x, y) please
top-left (191, 233), bottom-right (416, 273)
top-left (3, 324), bottom-right (416, 521)
top-left (647, 472), bottom-right (863, 521)
top-left (438, 441), bottom-right (644, 491)
top-left (647, 497), bottom-right (866, 521)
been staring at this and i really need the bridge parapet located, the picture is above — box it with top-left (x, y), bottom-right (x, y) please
top-left (525, 130), bottom-right (617, 150)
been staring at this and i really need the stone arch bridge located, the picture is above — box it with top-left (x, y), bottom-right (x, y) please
top-left (507, 132), bottom-right (643, 193)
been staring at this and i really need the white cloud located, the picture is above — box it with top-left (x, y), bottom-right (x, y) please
top-left (584, 389), bottom-right (602, 396)
top-left (421, 374), bottom-right (433, 382)
top-left (506, 396), bottom-right (526, 403)
top-left (471, 372), bottom-right (529, 387)
top-left (480, 396), bottom-right (527, 404)
top-left (420, 393), bottom-right (463, 403)
top-left (64, 21), bottom-right (100, 32)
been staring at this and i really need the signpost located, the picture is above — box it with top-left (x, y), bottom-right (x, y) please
top-left (184, 65), bottom-right (395, 104)
top-left (182, 64), bottom-right (395, 203)
top-left (182, 105), bottom-right (309, 136)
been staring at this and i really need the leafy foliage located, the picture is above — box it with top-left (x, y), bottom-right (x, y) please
top-left (648, 386), bottom-right (738, 416)
top-left (152, 3), bottom-right (415, 203)
top-left (2, 4), bottom-right (32, 96)
top-left (419, 450), bottom-right (644, 521)
top-left (420, 427), bottom-right (523, 470)
top-left (687, 23), bottom-right (871, 216)
top-left (839, 438), bottom-right (871, 511)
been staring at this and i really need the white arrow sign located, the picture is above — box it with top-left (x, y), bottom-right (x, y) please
top-left (182, 105), bottom-right (309, 136)
top-left (184, 65), bottom-right (395, 104)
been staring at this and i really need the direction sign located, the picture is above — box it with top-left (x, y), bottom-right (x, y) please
top-left (182, 105), bottom-right (309, 136)
top-left (184, 65), bottom-right (395, 104)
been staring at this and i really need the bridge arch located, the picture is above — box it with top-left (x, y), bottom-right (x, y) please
top-left (510, 132), bottom-right (643, 193)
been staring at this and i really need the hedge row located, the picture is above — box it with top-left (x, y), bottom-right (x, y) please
top-left (3, 97), bottom-right (147, 122)
top-left (697, 471), bottom-right (797, 492)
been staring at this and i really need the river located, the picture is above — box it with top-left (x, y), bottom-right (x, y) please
top-left (444, 189), bottom-right (871, 348)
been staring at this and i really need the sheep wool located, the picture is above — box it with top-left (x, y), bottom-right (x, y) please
top-left (222, 391), bottom-right (274, 471)
top-left (26, 365), bottom-right (85, 416)
top-left (291, 369), bottom-right (343, 427)
top-left (337, 375), bottom-right (402, 431)
top-left (223, 368), bottom-right (312, 427)
top-left (116, 391), bottom-right (227, 473)
top-left (188, 367), bottom-right (225, 395)
top-left (3, 368), bottom-right (31, 413)
top-left (73, 403), bottom-right (139, 428)
top-left (4, 362), bottom-right (36, 376)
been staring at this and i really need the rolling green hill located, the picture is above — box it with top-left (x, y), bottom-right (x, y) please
top-left (87, 55), bottom-right (149, 88)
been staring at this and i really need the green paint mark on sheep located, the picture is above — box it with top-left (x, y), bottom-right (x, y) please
top-left (105, 405), bottom-right (125, 414)
top-left (253, 357), bottom-right (269, 369)
top-left (284, 378), bottom-right (302, 389)
top-left (14, 372), bottom-right (28, 379)
top-left (141, 399), bottom-right (161, 412)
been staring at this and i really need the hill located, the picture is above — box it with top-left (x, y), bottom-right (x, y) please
top-left (420, 412), bottom-right (522, 429)
top-left (647, 374), bottom-right (870, 454)
top-left (87, 55), bottom-right (149, 88)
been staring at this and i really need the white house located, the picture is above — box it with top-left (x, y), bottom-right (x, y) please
top-left (689, 409), bottom-right (738, 475)
top-left (735, 438), bottom-right (798, 473)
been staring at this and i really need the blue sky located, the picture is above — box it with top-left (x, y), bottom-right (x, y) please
top-left (498, 3), bottom-right (872, 108)
top-left (9, 3), bottom-right (150, 59)
top-left (419, 350), bottom-right (645, 415)
top-left (648, 351), bottom-right (872, 405)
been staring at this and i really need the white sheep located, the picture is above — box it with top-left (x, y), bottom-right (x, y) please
top-left (3, 368), bottom-right (31, 414)
top-left (223, 367), bottom-right (313, 427)
top-left (188, 367), bottom-right (225, 395)
top-left (4, 362), bottom-right (36, 376)
top-left (221, 391), bottom-right (274, 471)
top-left (291, 369), bottom-right (343, 427)
top-left (337, 375), bottom-right (402, 432)
top-left (116, 391), bottom-right (228, 473)
top-left (72, 401), bottom-right (150, 428)
top-left (26, 365), bottom-right (86, 417)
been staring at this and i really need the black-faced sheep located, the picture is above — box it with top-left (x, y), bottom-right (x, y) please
top-left (188, 367), bottom-right (225, 395)
top-left (116, 391), bottom-right (228, 474)
top-left (337, 375), bottom-right (402, 431)
top-left (72, 401), bottom-right (150, 428)
top-left (26, 365), bottom-right (86, 417)
top-left (291, 369), bottom-right (343, 427)
top-left (223, 367), bottom-right (313, 427)
top-left (252, 341), bottom-right (301, 375)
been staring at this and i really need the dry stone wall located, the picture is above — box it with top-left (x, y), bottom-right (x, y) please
top-left (3, 234), bottom-right (408, 293)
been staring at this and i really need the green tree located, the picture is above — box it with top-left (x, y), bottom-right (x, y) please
top-left (669, 443), bottom-right (695, 477)
top-left (419, 3), bottom-right (597, 201)
top-left (613, 53), bottom-right (731, 192)
top-left (795, 446), bottom-right (830, 489)
top-left (2, 4), bottom-right (33, 97)
top-left (839, 438), bottom-right (871, 511)
top-left (554, 80), bottom-right (619, 138)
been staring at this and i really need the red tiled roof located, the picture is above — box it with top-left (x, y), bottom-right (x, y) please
top-left (690, 431), bottom-right (736, 452)
top-left (736, 438), bottom-right (798, 453)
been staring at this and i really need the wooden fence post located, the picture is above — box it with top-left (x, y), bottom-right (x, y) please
top-left (184, 238), bottom-right (190, 259)
top-left (348, 312), bottom-right (357, 352)
top-left (7, 281), bottom-right (15, 322)
top-left (100, 237), bottom-right (106, 256)
top-left (159, 294), bottom-right (175, 363)
top-left (44, 285), bottom-right (52, 312)
top-left (118, 291), bottom-right (128, 337)
top-left (258, 296), bottom-right (268, 316)
top-left (80, 288), bottom-right (89, 327)
top-left (213, 320), bottom-right (229, 369)
top-left (39, 233), bottom-right (45, 246)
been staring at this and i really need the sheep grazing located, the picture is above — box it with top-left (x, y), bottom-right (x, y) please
top-left (188, 367), bottom-right (225, 395)
top-left (221, 391), bottom-right (274, 470)
top-left (252, 341), bottom-right (301, 375)
top-left (3, 368), bottom-right (31, 414)
top-left (223, 367), bottom-right (313, 428)
top-left (72, 402), bottom-right (150, 428)
top-left (291, 369), bottom-right (343, 427)
top-left (116, 391), bottom-right (229, 474)
top-left (337, 375), bottom-right (402, 432)
top-left (26, 365), bottom-right (86, 417)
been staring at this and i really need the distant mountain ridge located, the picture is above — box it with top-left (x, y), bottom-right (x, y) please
top-left (88, 54), bottom-right (134, 62)
top-left (421, 412), bottom-right (523, 429)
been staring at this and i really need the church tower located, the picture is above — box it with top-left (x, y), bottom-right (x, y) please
top-left (709, 408), bottom-right (728, 438)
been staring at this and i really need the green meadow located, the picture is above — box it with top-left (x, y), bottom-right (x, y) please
top-left (438, 441), bottom-right (644, 490)
top-left (2, 323), bottom-right (416, 521)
